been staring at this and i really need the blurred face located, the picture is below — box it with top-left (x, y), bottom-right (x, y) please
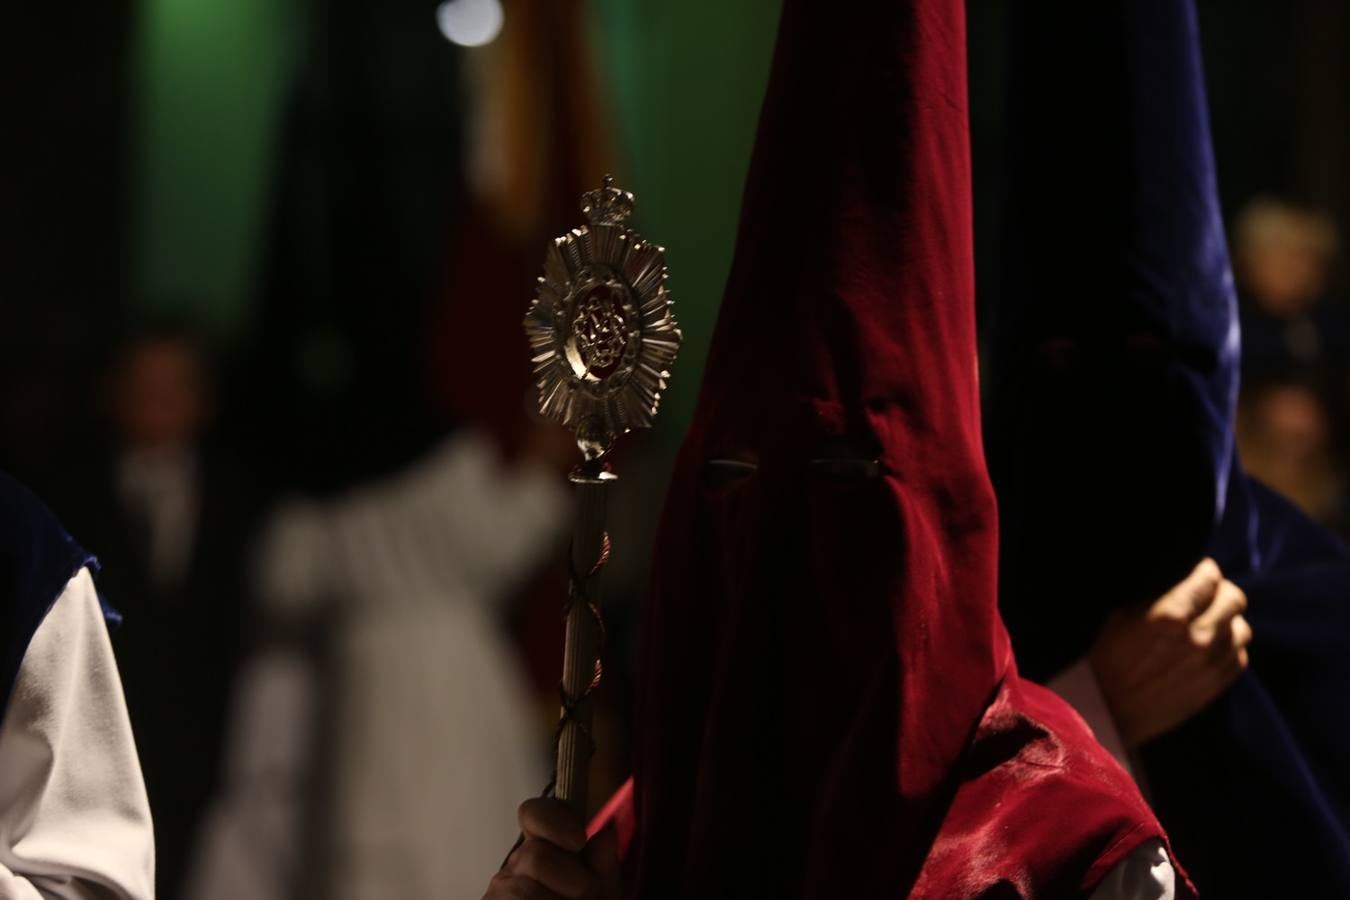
top-left (112, 339), bottom-right (208, 451)
top-left (1252, 383), bottom-right (1329, 465)
top-left (1239, 222), bottom-right (1332, 318)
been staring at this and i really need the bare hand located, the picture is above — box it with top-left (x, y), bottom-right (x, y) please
top-left (483, 798), bottom-right (621, 900)
top-left (1089, 558), bottom-right (1253, 748)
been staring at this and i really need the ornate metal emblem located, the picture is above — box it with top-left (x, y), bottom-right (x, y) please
top-left (524, 176), bottom-right (682, 460)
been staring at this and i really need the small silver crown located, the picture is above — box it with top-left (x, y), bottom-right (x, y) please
top-left (580, 174), bottom-right (634, 226)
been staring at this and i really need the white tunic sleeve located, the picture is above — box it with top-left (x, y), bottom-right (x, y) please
top-left (326, 432), bottom-right (568, 608)
top-left (1049, 664), bottom-right (1177, 900)
top-left (0, 568), bottom-right (155, 900)
top-left (1048, 657), bottom-right (1133, 776)
top-left (256, 431), bottom-right (568, 620)
top-left (1090, 839), bottom-right (1176, 900)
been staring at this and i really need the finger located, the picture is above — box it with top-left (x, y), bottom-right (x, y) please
top-left (519, 798), bottom-right (587, 853)
top-left (484, 872), bottom-right (565, 900)
top-left (1192, 579), bottom-right (1247, 638)
top-left (509, 839), bottom-right (598, 900)
top-left (585, 826), bottom-right (622, 900)
top-left (1152, 558), bottom-right (1222, 624)
top-left (1231, 613), bottom-right (1254, 651)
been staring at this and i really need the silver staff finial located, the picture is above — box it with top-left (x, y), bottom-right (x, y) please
top-left (524, 178), bottom-right (682, 461)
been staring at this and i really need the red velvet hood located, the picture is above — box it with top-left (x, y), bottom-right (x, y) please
top-left (623, 1), bottom-right (1191, 896)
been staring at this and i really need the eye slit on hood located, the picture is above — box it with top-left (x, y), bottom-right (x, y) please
top-left (703, 458), bottom-right (758, 487)
top-left (808, 437), bottom-right (882, 480)
top-left (1124, 332), bottom-right (1170, 370)
top-left (809, 457), bottom-right (882, 480)
top-left (1035, 336), bottom-right (1081, 373)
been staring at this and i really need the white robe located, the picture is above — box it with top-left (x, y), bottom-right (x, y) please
top-left (187, 432), bottom-right (567, 900)
top-left (1091, 840), bottom-right (1176, 900)
top-left (0, 568), bottom-right (155, 899)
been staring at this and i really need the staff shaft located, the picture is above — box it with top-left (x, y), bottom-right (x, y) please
top-left (554, 472), bottom-right (611, 817)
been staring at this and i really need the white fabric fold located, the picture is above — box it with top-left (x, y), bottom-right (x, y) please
top-left (0, 568), bottom-right (155, 899)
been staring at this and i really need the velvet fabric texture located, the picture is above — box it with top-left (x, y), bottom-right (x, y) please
top-left (602, 1), bottom-right (1190, 896)
top-left (0, 471), bottom-right (100, 718)
top-left (988, 1), bottom-right (1350, 894)
top-left (1137, 474), bottom-right (1350, 895)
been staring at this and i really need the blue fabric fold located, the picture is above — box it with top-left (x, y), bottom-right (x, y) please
top-left (0, 471), bottom-right (101, 719)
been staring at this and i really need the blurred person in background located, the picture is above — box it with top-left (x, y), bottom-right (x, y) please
top-left (0, 471), bottom-right (155, 898)
top-left (1237, 373), bottom-right (1349, 532)
top-left (1233, 198), bottom-right (1350, 532)
top-left (1235, 196), bottom-right (1346, 383)
top-left (186, 2), bottom-right (626, 897)
top-left (185, 423), bottom-right (570, 900)
top-left (53, 322), bottom-right (258, 898)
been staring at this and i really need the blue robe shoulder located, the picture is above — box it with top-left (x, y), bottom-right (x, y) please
top-left (0, 470), bottom-right (99, 718)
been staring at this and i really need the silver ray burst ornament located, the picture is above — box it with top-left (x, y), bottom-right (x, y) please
top-left (522, 177), bottom-right (681, 817)
top-left (524, 175), bottom-right (682, 461)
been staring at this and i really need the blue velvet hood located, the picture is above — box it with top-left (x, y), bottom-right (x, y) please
top-left (988, 1), bottom-right (1350, 893)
